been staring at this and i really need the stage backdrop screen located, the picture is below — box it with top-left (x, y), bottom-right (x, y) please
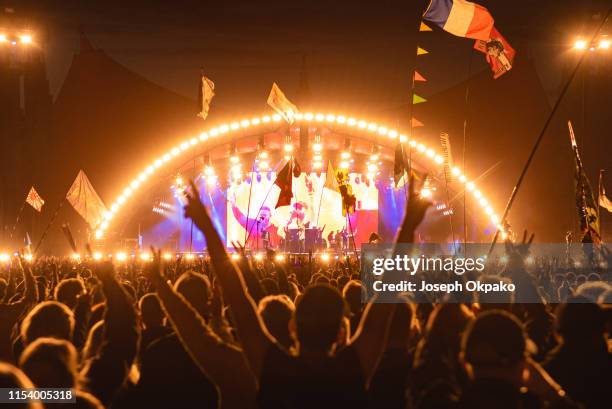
top-left (227, 172), bottom-right (378, 250)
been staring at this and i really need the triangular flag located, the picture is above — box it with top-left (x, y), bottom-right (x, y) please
top-left (324, 161), bottom-right (340, 193)
top-left (275, 160), bottom-right (294, 208)
top-left (419, 22), bottom-right (432, 32)
top-left (599, 170), bottom-right (612, 213)
top-left (267, 83), bottom-right (299, 124)
top-left (413, 71), bottom-right (427, 82)
top-left (66, 170), bottom-right (108, 229)
top-left (197, 73), bottom-right (215, 120)
top-left (417, 47), bottom-right (429, 55)
top-left (411, 117), bottom-right (425, 127)
top-left (413, 94), bottom-right (427, 104)
top-left (25, 187), bottom-right (45, 212)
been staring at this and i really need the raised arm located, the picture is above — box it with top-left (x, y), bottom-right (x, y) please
top-left (5, 258), bottom-right (38, 315)
top-left (185, 182), bottom-right (272, 378)
top-left (351, 173), bottom-right (430, 381)
top-left (148, 253), bottom-right (256, 398)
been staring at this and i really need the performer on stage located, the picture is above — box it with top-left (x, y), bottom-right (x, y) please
top-left (230, 195), bottom-right (280, 250)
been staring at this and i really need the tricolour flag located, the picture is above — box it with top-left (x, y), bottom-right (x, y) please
top-left (423, 0), bottom-right (494, 41)
top-left (568, 121), bottom-right (600, 243)
top-left (197, 74), bottom-right (215, 120)
top-left (599, 170), bottom-right (612, 213)
top-left (66, 170), bottom-right (108, 229)
top-left (26, 187), bottom-right (45, 212)
top-left (474, 27), bottom-right (515, 79)
top-left (267, 83), bottom-right (298, 124)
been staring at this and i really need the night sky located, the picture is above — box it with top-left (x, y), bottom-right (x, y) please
top-left (2, 0), bottom-right (611, 248)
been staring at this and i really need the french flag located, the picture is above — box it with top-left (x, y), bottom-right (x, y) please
top-left (423, 0), bottom-right (494, 41)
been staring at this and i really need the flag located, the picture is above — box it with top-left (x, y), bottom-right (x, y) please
top-left (423, 0), bottom-right (494, 41)
top-left (66, 170), bottom-right (108, 229)
top-left (568, 121), bottom-right (600, 243)
top-left (275, 160), bottom-right (294, 208)
top-left (413, 71), bottom-right (427, 82)
top-left (413, 94), bottom-right (427, 104)
top-left (599, 170), bottom-right (612, 213)
top-left (292, 158), bottom-right (302, 178)
top-left (394, 143), bottom-right (408, 187)
top-left (61, 223), bottom-right (78, 253)
top-left (474, 27), bottom-right (515, 79)
top-left (25, 187), bottom-right (44, 212)
top-left (440, 132), bottom-right (454, 181)
top-left (197, 74), bottom-right (215, 120)
top-left (420, 22), bottom-right (433, 31)
top-left (411, 117), bottom-right (425, 127)
top-left (334, 167), bottom-right (356, 216)
top-left (324, 160), bottom-right (340, 193)
top-left (267, 83), bottom-right (298, 124)
top-left (417, 47), bottom-right (429, 55)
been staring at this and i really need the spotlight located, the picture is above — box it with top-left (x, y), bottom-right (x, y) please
top-left (93, 252), bottom-right (103, 261)
top-left (599, 39), bottom-right (610, 49)
top-left (0, 34), bottom-right (6, 43)
top-left (341, 151), bottom-right (351, 160)
top-left (140, 253), bottom-right (152, 262)
top-left (24, 254), bottom-right (34, 262)
top-left (313, 161), bottom-right (322, 169)
top-left (254, 253), bottom-right (264, 261)
top-left (370, 154), bottom-right (379, 161)
top-left (19, 34), bottom-right (32, 44)
top-left (275, 254), bottom-right (285, 262)
top-left (185, 253), bottom-right (196, 260)
top-left (284, 144), bottom-right (294, 153)
top-left (574, 39), bottom-right (587, 50)
top-left (231, 253), bottom-right (241, 260)
top-left (115, 252), bottom-right (128, 262)
top-left (259, 151), bottom-right (269, 160)
top-left (230, 155), bottom-right (240, 164)
top-left (320, 253), bottom-right (330, 262)
top-left (162, 252), bottom-right (173, 261)
top-left (340, 161), bottom-right (349, 169)
top-left (71, 253), bottom-right (81, 261)
top-left (0, 253), bottom-right (10, 263)
top-left (204, 166), bottom-right (215, 177)
top-left (313, 143), bottom-right (322, 152)
top-left (313, 154), bottom-right (322, 162)
top-left (259, 161), bottom-right (269, 171)
top-left (367, 164), bottom-right (377, 172)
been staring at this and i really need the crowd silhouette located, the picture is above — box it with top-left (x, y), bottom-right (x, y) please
top-left (0, 180), bottom-right (610, 409)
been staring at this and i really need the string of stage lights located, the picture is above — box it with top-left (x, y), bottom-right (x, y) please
top-left (92, 111), bottom-right (506, 242)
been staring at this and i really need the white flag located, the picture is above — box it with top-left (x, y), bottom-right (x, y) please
top-left (197, 75), bottom-right (215, 120)
top-left (26, 187), bottom-right (45, 212)
top-left (66, 170), bottom-right (107, 228)
top-left (267, 83), bottom-right (298, 124)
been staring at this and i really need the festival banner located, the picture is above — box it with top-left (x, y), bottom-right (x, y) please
top-left (275, 160), bottom-right (294, 208)
top-left (66, 170), bottom-right (108, 229)
top-left (26, 186), bottom-right (45, 212)
top-left (474, 27), bottom-right (515, 79)
top-left (197, 74), bottom-right (215, 120)
top-left (267, 83), bottom-right (298, 124)
top-left (568, 121), bottom-right (600, 243)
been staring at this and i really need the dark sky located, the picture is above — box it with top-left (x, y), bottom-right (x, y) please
top-left (3, 0), bottom-right (611, 245)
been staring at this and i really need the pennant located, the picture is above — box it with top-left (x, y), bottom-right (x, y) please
top-left (25, 187), bottom-right (45, 212)
top-left (197, 74), bottom-right (215, 120)
top-left (423, 0), bottom-right (494, 41)
top-left (474, 27), bottom-right (515, 79)
top-left (413, 71), bottom-right (427, 82)
top-left (413, 94), bottom-right (427, 104)
top-left (568, 121), bottom-right (600, 243)
top-left (393, 143), bottom-right (408, 187)
top-left (419, 22), bottom-right (433, 31)
top-left (66, 170), bottom-right (108, 229)
top-left (267, 83), bottom-right (298, 124)
top-left (334, 168), bottom-right (356, 216)
top-left (599, 170), bottom-right (612, 213)
top-left (324, 160), bottom-right (340, 193)
top-left (417, 47), bottom-right (429, 55)
top-left (275, 160), bottom-right (294, 208)
top-left (411, 117), bottom-right (425, 127)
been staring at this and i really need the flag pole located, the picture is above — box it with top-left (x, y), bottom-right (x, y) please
top-left (599, 169), bottom-right (604, 240)
top-left (346, 212), bottom-right (359, 263)
top-left (9, 200), bottom-right (27, 240)
top-left (243, 157), bottom-right (257, 246)
top-left (315, 173), bottom-right (326, 227)
top-left (488, 8), bottom-right (611, 255)
top-left (34, 198), bottom-right (65, 255)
